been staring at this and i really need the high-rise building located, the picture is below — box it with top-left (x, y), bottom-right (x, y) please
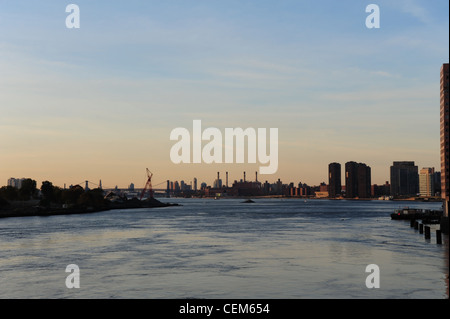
top-left (345, 162), bottom-right (358, 198)
top-left (357, 164), bottom-right (371, 198)
top-left (193, 178), bottom-right (198, 191)
top-left (328, 163), bottom-right (341, 198)
top-left (345, 162), bottom-right (371, 198)
top-left (390, 161), bottom-right (418, 197)
top-left (419, 167), bottom-right (435, 197)
top-left (433, 171), bottom-right (441, 194)
top-left (371, 181), bottom-right (390, 197)
top-left (440, 63), bottom-right (449, 218)
top-left (7, 178), bottom-right (25, 189)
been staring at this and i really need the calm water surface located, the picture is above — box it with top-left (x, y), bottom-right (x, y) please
top-left (0, 198), bottom-right (447, 299)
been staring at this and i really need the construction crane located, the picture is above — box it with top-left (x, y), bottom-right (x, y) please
top-left (140, 168), bottom-right (154, 200)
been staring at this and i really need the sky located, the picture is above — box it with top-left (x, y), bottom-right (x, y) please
top-left (0, 0), bottom-right (449, 189)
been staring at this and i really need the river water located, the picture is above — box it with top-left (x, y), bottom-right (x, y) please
top-left (0, 198), bottom-right (447, 299)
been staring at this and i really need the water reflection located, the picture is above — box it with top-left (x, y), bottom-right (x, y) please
top-left (0, 198), bottom-right (447, 299)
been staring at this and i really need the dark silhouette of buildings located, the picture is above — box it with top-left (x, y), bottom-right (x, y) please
top-left (371, 181), bottom-right (390, 197)
top-left (357, 163), bottom-right (371, 198)
top-left (390, 161), bottom-right (418, 197)
top-left (345, 162), bottom-right (371, 198)
top-left (345, 162), bottom-right (358, 198)
top-left (441, 63), bottom-right (449, 218)
top-left (328, 163), bottom-right (341, 198)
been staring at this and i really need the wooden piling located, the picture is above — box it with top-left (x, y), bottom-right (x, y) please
top-left (419, 223), bottom-right (424, 234)
top-left (436, 230), bottom-right (442, 244)
top-left (410, 219), bottom-right (415, 227)
top-left (414, 221), bottom-right (419, 230)
top-left (424, 226), bottom-right (431, 239)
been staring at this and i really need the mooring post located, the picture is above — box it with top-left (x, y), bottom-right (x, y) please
top-left (410, 219), bottom-right (415, 227)
top-left (436, 230), bottom-right (442, 244)
top-left (419, 223), bottom-right (424, 234)
top-left (424, 226), bottom-right (431, 239)
top-left (414, 221), bottom-right (419, 230)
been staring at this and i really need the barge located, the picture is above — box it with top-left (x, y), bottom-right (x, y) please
top-left (391, 207), bottom-right (443, 224)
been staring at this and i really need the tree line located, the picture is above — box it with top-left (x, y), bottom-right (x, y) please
top-left (0, 179), bottom-right (107, 210)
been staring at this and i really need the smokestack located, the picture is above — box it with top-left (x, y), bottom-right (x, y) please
top-left (217, 172), bottom-right (220, 181)
top-left (255, 171), bottom-right (258, 182)
top-left (226, 172), bottom-right (228, 187)
top-left (244, 171), bottom-right (246, 182)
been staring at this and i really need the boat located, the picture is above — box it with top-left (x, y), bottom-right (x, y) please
top-left (391, 207), bottom-right (443, 223)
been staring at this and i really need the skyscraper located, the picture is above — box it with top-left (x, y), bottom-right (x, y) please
top-left (390, 161), bottom-right (419, 197)
top-left (419, 167), bottom-right (435, 197)
top-left (345, 162), bottom-right (358, 198)
top-left (345, 162), bottom-right (371, 198)
top-left (328, 162), bottom-right (341, 198)
top-left (440, 63), bottom-right (449, 218)
top-left (357, 164), bottom-right (371, 199)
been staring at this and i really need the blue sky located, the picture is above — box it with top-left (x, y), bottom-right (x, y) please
top-left (0, 1), bottom-right (448, 188)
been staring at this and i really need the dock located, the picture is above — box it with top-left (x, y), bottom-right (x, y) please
top-left (391, 208), bottom-right (443, 224)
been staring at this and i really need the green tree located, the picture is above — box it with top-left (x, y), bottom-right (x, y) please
top-left (19, 179), bottom-right (37, 201)
top-left (0, 196), bottom-right (9, 209)
top-left (40, 181), bottom-right (55, 207)
top-left (53, 186), bottom-right (63, 204)
top-left (77, 188), bottom-right (106, 209)
top-left (61, 185), bottom-right (84, 206)
top-left (41, 181), bottom-right (55, 201)
top-left (0, 186), bottom-right (19, 201)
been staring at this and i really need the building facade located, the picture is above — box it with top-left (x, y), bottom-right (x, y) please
top-left (7, 178), bottom-right (25, 189)
top-left (441, 63), bottom-right (449, 218)
top-left (390, 161), bottom-right (419, 197)
top-left (357, 164), bottom-right (371, 198)
top-left (345, 162), bottom-right (371, 198)
top-left (328, 162), bottom-right (341, 198)
top-left (419, 167), bottom-right (435, 197)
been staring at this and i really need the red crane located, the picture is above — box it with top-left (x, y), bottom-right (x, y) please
top-left (140, 168), bottom-right (154, 200)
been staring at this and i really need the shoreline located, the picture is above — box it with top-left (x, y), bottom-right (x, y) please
top-left (166, 195), bottom-right (444, 202)
top-left (0, 198), bottom-right (180, 219)
top-left (0, 195), bottom-right (443, 219)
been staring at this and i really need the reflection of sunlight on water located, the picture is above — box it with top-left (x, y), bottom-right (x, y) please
top-left (36, 229), bottom-right (151, 248)
top-left (0, 199), bottom-right (447, 298)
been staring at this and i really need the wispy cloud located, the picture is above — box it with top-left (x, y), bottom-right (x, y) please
top-left (397, 0), bottom-right (433, 24)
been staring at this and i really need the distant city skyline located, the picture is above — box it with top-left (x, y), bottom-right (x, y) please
top-left (1, 1), bottom-right (448, 189)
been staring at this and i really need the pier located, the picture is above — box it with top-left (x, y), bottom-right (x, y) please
top-left (394, 208), bottom-right (447, 244)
